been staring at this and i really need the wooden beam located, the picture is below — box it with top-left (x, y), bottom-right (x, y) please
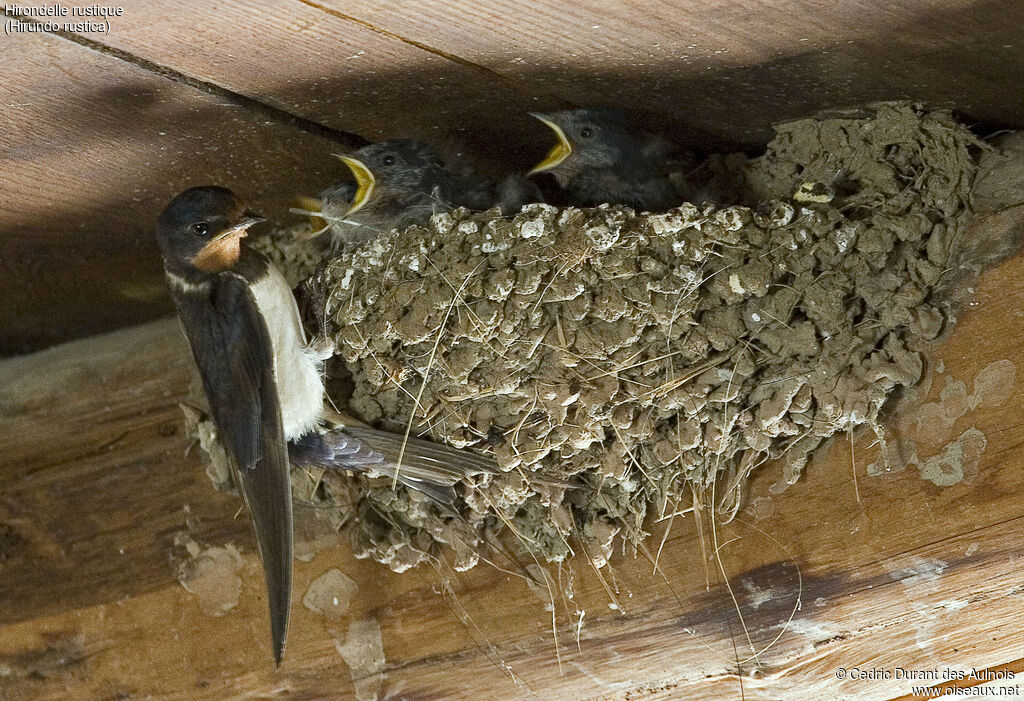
top-left (46, 1), bottom-right (558, 167)
top-left (3, 203), bottom-right (1024, 698)
top-left (0, 30), bottom-right (345, 354)
top-left (6, 1), bottom-right (1024, 354)
top-left (51, 0), bottom-right (1024, 147)
top-left (311, 0), bottom-right (1024, 144)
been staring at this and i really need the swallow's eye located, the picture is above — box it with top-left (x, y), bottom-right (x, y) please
top-left (192, 222), bottom-right (209, 237)
top-left (382, 155), bottom-right (396, 166)
top-left (579, 127), bottom-right (593, 138)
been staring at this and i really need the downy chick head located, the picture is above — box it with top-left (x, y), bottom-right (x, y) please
top-left (294, 140), bottom-right (447, 243)
top-left (528, 108), bottom-right (639, 186)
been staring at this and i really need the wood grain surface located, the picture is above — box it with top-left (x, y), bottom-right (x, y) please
top-left (0, 30), bottom-right (353, 355)
top-left (50, 0), bottom-right (1024, 146)
top-left (2, 195), bottom-right (1024, 698)
top-left (52, 0), bottom-right (561, 160)
top-left (3, 1), bottom-right (1024, 353)
top-left (323, 0), bottom-right (1024, 141)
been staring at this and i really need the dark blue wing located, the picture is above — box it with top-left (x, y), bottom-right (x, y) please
top-left (170, 264), bottom-right (292, 664)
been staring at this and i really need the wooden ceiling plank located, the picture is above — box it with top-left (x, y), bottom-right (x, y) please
top-left (38, 1), bottom-right (558, 154)
top-left (312, 0), bottom-right (1024, 143)
top-left (3, 9), bottom-right (368, 147)
top-left (15, 0), bottom-right (1023, 166)
top-left (0, 30), bottom-right (347, 353)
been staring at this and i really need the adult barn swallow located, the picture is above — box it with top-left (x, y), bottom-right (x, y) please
top-left (529, 108), bottom-right (680, 211)
top-left (157, 186), bottom-right (325, 665)
top-left (158, 187), bottom-right (510, 661)
top-left (295, 139), bottom-right (536, 248)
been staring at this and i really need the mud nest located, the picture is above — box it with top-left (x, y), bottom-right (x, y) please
top-left (289, 103), bottom-right (987, 572)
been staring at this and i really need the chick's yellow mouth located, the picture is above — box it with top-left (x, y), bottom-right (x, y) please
top-left (335, 154), bottom-right (376, 214)
top-left (529, 115), bottom-right (572, 174)
top-left (290, 195), bottom-right (327, 240)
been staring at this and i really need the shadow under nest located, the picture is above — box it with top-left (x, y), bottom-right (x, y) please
top-left (244, 102), bottom-right (1000, 574)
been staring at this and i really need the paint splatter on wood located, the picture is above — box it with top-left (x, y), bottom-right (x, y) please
top-left (334, 618), bottom-right (386, 701)
top-left (303, 569), bottom-right (359, 620)
top-left (173, 535), bottom-right (245, 616)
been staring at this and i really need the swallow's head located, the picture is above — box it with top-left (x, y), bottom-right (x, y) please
top-left (156, 186), bottom-right (264, 272)
top-left (529, 108), bottom-right (634, 184)
top-left (333, 139), bottom-right (444, 215)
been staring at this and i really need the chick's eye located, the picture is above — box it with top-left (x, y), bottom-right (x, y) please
top-left (382, 155), bottom-right (396, 166)
top-left (579, 127), bottom-right (593, 138)
top-left (192, 222), bottom-right (209, 236)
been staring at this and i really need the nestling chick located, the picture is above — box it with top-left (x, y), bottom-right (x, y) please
top-left (295, 139), bottom-right (496, 249)
top-left (529, 108), bottom-right (680, 211)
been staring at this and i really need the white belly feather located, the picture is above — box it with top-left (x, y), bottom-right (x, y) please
top-left (248, 266), bottom-right (325, 439)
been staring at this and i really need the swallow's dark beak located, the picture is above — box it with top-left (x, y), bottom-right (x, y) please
top-left (192, 214), bottom-right (265, 271)
top-left (239, 212), bottom-right (266, 229)
top-left (213, 214), bottom-right (264, 242)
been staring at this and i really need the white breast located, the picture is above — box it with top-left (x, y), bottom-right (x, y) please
top-left (248, 266), bottom-right (325, 439)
